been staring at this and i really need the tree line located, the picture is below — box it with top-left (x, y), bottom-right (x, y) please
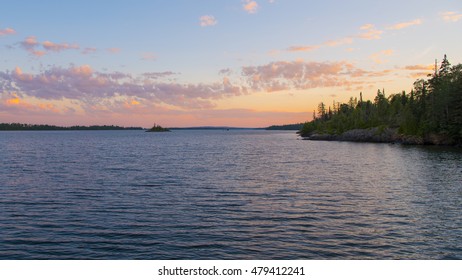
top-left (299, 55), bottom-right (462, 144)
top-left (0, 123), bottom-right (144, 131)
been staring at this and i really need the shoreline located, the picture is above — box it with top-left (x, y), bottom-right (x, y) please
top-left (301, 127), bottom-right (460, 147)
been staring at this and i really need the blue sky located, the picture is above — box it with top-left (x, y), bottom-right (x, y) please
top-left (1, 0), bottom-right (462, 127)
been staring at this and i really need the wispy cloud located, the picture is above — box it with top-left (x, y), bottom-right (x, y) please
top-left (243, 0), bottom-right (259, 14)
top-left (387, 19), bottom-right (422, 30)
top-left (324, 37), bottom-right (354, 47)
top-left (42, 40), bottom-right (79, 52)
top-left (287, 36), bottom-right (353, 53)
top-left (287, 45), bottom-right (320, 52)
top-left (357, 24), bottom-right (383, 40)
top-left (107, 47), bottom-right (121, 54)
top-left (0, 27), bottom-right (16, 36)
top-left (287, 23), bottom-right (381, 53)
top-left (440, 11), bottom-right (462, 22)
top-left (370, 49), bottom-right (394, 64)
top-left (199, 15), bottom-right (217, 27)
top-left (141, 52), bottom-right (156, 61)
top-left (82, 47), bottom-right (97, 55)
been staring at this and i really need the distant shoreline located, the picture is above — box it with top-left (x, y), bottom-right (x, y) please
top-left (0, 123), bottom-right (144, 131)
top-left (1, 123), bottom-right (303, 131)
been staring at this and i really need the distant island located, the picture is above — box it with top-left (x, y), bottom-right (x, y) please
top-left (146, 124), bottom-right (170, 132)
top-left (0, 123), bottom-right (143, 131)
top-left (298, 55), bottom-right (462, 146)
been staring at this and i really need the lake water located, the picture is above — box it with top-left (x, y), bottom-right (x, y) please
top-left (0, 130), bottom-right (461, 259)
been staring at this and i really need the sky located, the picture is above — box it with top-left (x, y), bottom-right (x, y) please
top-left (1, 0), bottom-right (461, 128)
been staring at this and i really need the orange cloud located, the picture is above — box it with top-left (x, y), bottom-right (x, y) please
top-left (357, 24), bottom-right (383, 40)
top-left (14, 66), bottom-right (33, 81)
top-left (440, 11), bottom-right (462, 22)
top-left (243, 0), bottom-right (258, 14)
top-left (5, 94), bottom-right (21, 105)
top-left (2, 94), bottom-right (60, 113)
top-left (387, 19), bottom-right (422, 30)
top-left (287, 45), bottom-right (320, 52)
top-left (370, 49), bottom-right (394, 64)
top-left (324, 37), bottom-right (353, 47)
top-left (403, 64), bottom-right (434, 71)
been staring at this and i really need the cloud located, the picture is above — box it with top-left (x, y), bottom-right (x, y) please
top-left (42, 40), bottom-right (79, 52)
top-left (357, 24), bottom-right (383, 40)
top-left (440, 11), bottom-right (462, 22)
top-left (324, 37), bottom-right (354, 47)
top-left (403, 64), bottom-right (434, 71)
top-left (370, 49), bottom-right (394, 64)
top-left (0, 27), bottom-right (16, 36)
top-left (107, 48), bottom-right (121, 54)
top-left (287, 36), bottom-right (353, 53)
top-left (20, 36), bottom-right (39, 51)
top-left (243, 0), bottom-right (259, 14)
top-left (241, 60), bottom-right (370, 92)
top-left (0, 65), bottom-right (247, 111)
top-left (141, 52), bottom-right (156, 61)
top-left (387, 19), bottom-right (422, 30)
top-left (287, 45), bottom-right (320, 52)
top-left (82, 47), bottom-right (98, 54)
top-left (0, 92), bottom-right (63, 115)
top-left (402, 64), bottom-right (435, 78)
top-left (19, 36), bottom-right (80, 57)
top-left (199, 15), bottom-right (217, 27)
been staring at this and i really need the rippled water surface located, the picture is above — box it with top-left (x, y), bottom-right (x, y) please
top-left (1, 130), bottom-right (461, 259)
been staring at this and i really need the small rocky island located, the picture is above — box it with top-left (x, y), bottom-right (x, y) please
top-left (146, 124), bottom-right (170, 132)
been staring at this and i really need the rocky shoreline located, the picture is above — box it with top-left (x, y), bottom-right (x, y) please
top-left (302, 127), bottom-right (459, 146)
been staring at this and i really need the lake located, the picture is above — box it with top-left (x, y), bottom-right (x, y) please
top-left (0, 130), bottom-right (461, 259)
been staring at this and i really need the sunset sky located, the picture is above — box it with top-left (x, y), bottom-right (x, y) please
top-left (1, 0), bottom-right (461, 127)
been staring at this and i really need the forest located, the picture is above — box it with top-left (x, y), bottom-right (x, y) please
top-left (299, 55), bottom-right (462, 145)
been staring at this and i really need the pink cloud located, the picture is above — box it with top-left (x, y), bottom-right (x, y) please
top-left (0, 27), bottom-right (16, 36)
top-left (141, 52), bottom-right (156, 61)
top-left (19, 36), bottom-right (80, 57)
top-left (42, 40), bottom-right (79, 52)
top-left (199, 15), bottom-right (217, 27)
top-left (241, 60), bottom-right (371, 92)
top-left (107, 48), bottom-right (121, 54)
top-left (20, 36), bottom-right (39, 50)
top-left (0, 65), bottom-right (247, 111)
